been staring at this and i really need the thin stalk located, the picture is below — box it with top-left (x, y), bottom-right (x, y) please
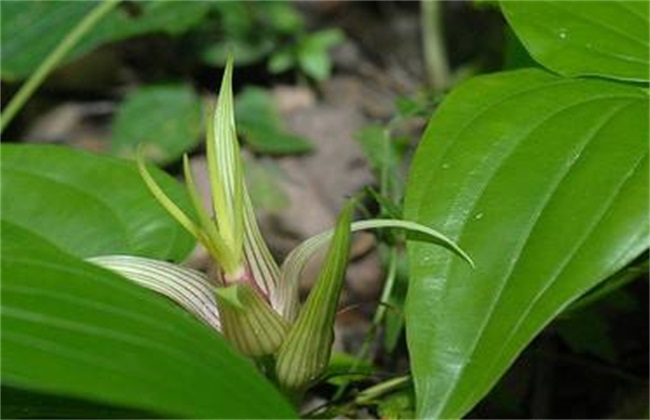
top-left (1, 0), bottom-right (120, 133)
top-left (354, 374), bottom-right (410, 406)
top-left (357, 247), bottom-right (399, 363)
top-left (421, 0), bottom-right (450, 93)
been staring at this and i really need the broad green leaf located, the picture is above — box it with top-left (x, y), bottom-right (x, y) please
top-left (404, 69), bottom-right (648, 418)
top-left (1, 1), bottom-right (210, 81)
top-left (111, 85), bottom-right (202, 164)
top-left (1, 221), bottom-right (295, 418)
top-left (1, 145), bottom-right (195, 261)
top-left (501, 1), bottom-right (649, 82)
top-left (236, 86), bottom-right (313, 155)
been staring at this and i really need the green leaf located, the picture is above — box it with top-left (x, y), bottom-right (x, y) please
top-left (111, 85), bottom-right (203, 164)
top-left (268, 49), bottom-right (296, 74)
top-left (297, 29), bottom-right (344, 81)
top-left (501, 1), bottom-right (649, 82)
top-left (1, 222), bottom-right (296, 418)
top-left (236, 86), bottom-right (313, 155)
top-left (502, 26), bottom-right (539, 70)
top-left (1, 145), bottom-right (195, 261)
top-left (1, 1), bottom-right (210, 81)
top-left (404, 69), bottom-right (648, 418)
top-left (567, 257), bottom-right (648, 313)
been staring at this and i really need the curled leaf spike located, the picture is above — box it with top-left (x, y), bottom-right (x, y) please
top-left (275, 200), bottom-right (354, 394)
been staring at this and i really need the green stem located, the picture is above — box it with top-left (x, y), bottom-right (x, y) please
top-left (0, 0), bottom-right (120, 133)
top-left (371, 247), bottom-right (399, 329)
top-left (355, 247), bottom-right (399, 366)
top-left (421, 0), bottom-right (450, 93)
top-left (354, 375), bottom-right (410, 405)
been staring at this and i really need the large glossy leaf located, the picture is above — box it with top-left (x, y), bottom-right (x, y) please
top-left (1, 221), bottom-right (296, 418)
top-left (404, 69), bottom-right (648, 418)
top-left (1, 145), bottom-right (195, 260)
top-left (1, 1), bottom-right (210, 81)
top-left (501, 1), bottom-right (649, 82)
top-left (111, 85), bottom-right (202, 164)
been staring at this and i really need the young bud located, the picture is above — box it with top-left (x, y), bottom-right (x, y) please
top-left (275, 201), bottom-right (353, 393)
top-left (215, 280), bottom-right (289, 357)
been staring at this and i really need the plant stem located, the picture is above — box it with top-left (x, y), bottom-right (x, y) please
top-left (354, 374), bottom-right (410, 405)
top-left (0, 0), bottom-right (120, 133)
top-left (356, 247), bottom-right (399, 364)
top-left (421, 0), bottom-right (450, 93)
